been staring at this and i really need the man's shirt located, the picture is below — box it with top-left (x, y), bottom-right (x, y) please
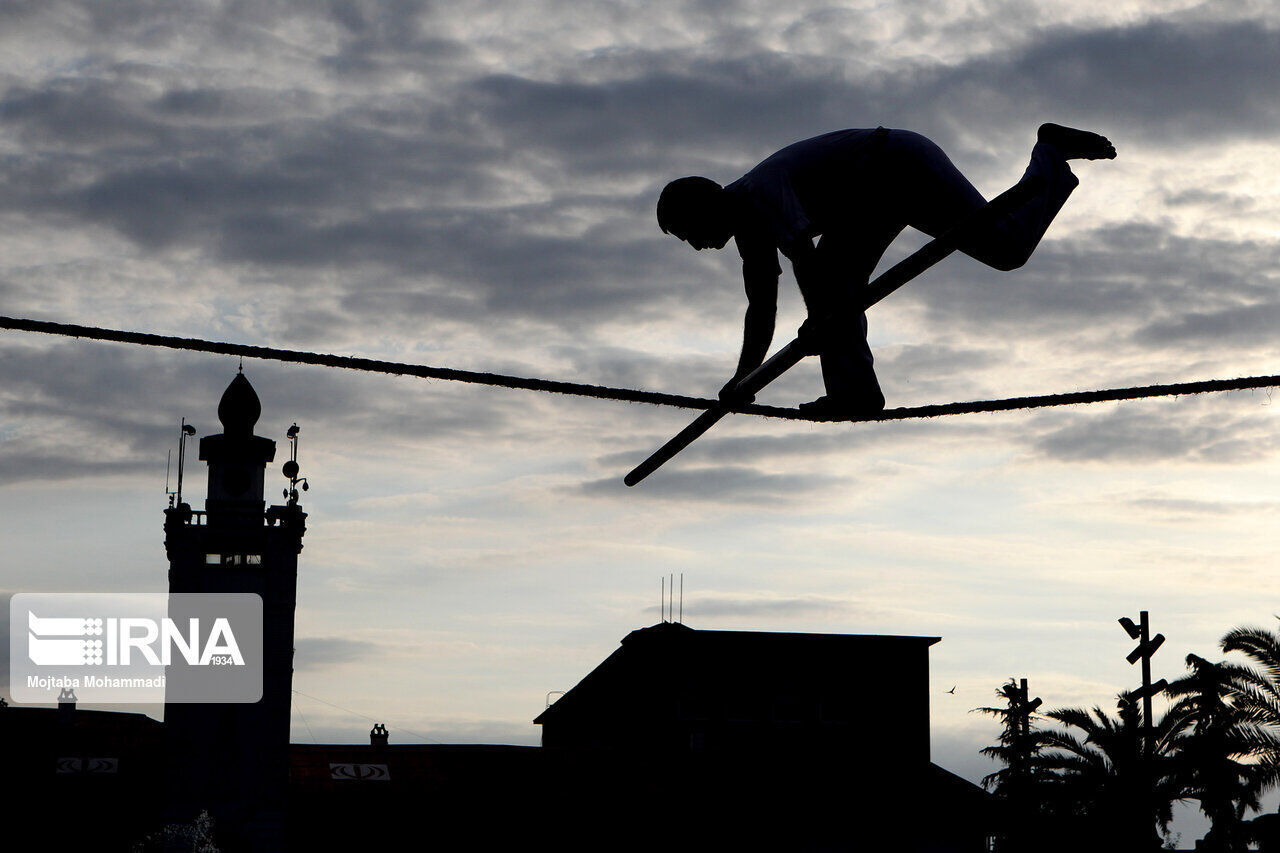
top-left (724, 127), bottom-right (886, 276)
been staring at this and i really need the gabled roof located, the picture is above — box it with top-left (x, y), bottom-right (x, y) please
top-left (535, 622), bottom-right (940, 724)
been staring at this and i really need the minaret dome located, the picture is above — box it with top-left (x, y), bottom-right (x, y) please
top-left (217, 372), bottom-right (262, 437)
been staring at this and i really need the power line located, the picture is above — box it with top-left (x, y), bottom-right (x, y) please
top-left (3, 314), bottom-right (1278, 423)
top-left (292, 693), bottom-right (318, 744)
top-left (292, 688), bottom-right (441, 744)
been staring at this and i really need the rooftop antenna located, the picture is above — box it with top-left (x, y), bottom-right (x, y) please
top-left (175, 418), bottom-right (197, 508)
top-left (165, 448), bottom-right (173, 507)
top-left (282, 423), bottom-right (308, 505)
top-left (669, 573), bottom-right (674, 624)
top-left (679, 573), bottom-right (683, 624)
top-left (660, 576), bottom-right (666, 622)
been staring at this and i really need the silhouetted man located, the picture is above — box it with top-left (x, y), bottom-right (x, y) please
top-left (657, 123), bottom-right (1116, 416)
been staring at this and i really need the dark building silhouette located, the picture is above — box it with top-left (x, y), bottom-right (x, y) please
top-left (0, 705), bottom-right (165, 850)
top-left (536, 621), bottom-right (934, 760)
top-left (161, 372), bottom-right (306, 850)
top-left (534, 621), bottom-right (991, 852)
top-left (284, 622), bottom-right (994, 851)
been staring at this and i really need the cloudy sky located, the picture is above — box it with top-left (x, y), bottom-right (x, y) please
top-left (2, 0), bottom-right (1279, 838)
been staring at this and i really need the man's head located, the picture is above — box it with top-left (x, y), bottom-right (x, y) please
top-left (657, 176), bottom-right (733, 250)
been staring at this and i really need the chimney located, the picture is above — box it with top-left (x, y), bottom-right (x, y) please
top-left (57, 688), bottom-right (77, 725)
top-left (370, 723), bottom-right (389, 748)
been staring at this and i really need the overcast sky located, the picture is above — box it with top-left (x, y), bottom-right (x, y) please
top-left (3, 0), bottom-right (1279, 840)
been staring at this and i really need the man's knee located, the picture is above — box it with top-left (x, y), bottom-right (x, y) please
top-left (964, 241), bottom-right (1030, 272)
top-left (989, 250), bottom-right (1029, 272)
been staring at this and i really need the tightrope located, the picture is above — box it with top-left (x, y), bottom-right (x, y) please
top-left (3, 315), bottom-right (1277, 423)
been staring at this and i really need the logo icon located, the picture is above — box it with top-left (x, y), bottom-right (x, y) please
top-left (27, 614), bottom-right (105, 666)
top-left (10, 593), bottom-right (263, 704)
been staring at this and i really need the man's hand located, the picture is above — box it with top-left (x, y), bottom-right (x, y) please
top-left (796, 316), bottom-right (832, 357)
top-left (718, 375), bottom-right (756, 407)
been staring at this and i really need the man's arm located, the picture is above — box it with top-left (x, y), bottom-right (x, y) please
top-left (719, 266), bottom-right (778, 403)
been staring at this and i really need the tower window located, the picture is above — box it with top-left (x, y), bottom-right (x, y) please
top-left (205, 553), bottom-right (262, 566)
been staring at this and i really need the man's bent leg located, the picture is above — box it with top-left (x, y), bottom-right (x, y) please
top-left (805, 231), bottom-right (892, 413)
top-left (973, 140), bottom-right (1080, 270)
top-left (814, 310), bottom-right (885, 413)
top-left (889, 130), bottom-right (1079, 272)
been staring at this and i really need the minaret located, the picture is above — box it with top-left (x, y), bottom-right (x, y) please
top-left (162, 372), bottom-right (306, 851)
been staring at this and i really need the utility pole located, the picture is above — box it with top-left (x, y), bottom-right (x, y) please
top-left (1119, 611), bottom-right (1169, 851)
top-left (1119, 612), bottom-right (1168, 750)
top-left (1012, 678), bottom-right (1042, 779)
top-left (1005, 678), bottom-right (1042, 853)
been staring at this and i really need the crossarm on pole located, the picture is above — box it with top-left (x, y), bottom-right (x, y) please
top-left (622, 175), bottom-right (1047, 487)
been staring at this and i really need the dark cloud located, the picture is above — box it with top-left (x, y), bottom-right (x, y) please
top-left (320, 0), bottom-right (473, 76)
top-left (5, 9), bottom-right (1277, 355)
top-left (882, 342), bottom-right (998, 376)
top-left (1, 99), bottom-right (502, 246)
top-left (0, 444), bottom-right (152, 486)
top-left (577, 464), bottom-right (844, 503)
top-left (591, 416), bottom-right (997, 470)
top-left (961, 20), bottom-right (1280, 142)
top-left (1028, 404), bottom-right (1280, 464)
top-left (451, 18), bottom-right (1280, 176)
top-left (1126, 497), bottom-right (1266, 517)
top-left (0, 84), bottom-right (710, 328)
top-left (544, 345), bottom-right (732, 399)
top-left (293, 636), bottom-right (378, 671)
top-left (654, 594), bottom-right (858, 619)
top-left (0, 340), bottom-right (517, 485)
top-left (0, 79), bottom-right (169, 147)
top-left (1162, 187), bottom-right (1256, 212)
top-left (454, 53), bottom-right (862, 170)
top-left (893, 222), bottom-right (1280, 363)
top-left (1136, 303), bottom-right (1280, 348)
top-left (873, 343), bottom-right (1003, 402)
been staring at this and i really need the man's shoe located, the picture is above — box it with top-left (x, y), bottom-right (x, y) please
top-left (798, 394), bottom-right (885, 419)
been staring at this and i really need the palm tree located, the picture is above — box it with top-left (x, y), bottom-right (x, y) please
top-left (975, 679), bottom-right (1048, 794)
top-left (1036, 693), bottom-right (1186, 850)
top-left (1165, 653), bottom-right (1278, 852)
top-left (1220, 624), bottom-right (1280, 749)
top-left (975, 679), bottom-right (1053, 852)
top-left (1220, 622), bottom-right (1280, 849)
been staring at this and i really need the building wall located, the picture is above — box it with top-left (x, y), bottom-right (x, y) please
top-left (540, 626), bottom-right (935, 769)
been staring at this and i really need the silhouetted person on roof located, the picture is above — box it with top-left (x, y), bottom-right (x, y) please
top-left (657, 123), bottom-right (1116, 416)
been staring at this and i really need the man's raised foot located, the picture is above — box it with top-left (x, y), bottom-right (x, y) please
top-left (1038, 123), bottom-right (1117, 160)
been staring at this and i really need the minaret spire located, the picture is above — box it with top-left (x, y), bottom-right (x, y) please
top-left (199, 372), bottom-right (277, 515)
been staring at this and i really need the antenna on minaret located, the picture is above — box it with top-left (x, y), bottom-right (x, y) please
top-left (282, 423), bottom-right (308, 505)
top-left (175, 418), bottom-right (197, 508)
